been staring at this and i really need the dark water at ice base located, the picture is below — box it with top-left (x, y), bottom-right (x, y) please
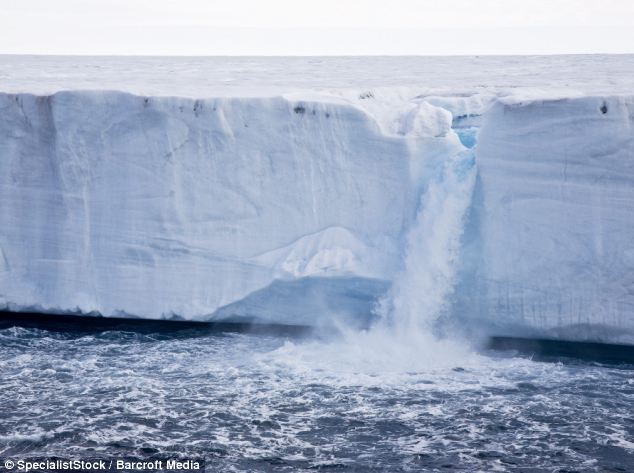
top-left (1, 327), bottom-right (633, 472)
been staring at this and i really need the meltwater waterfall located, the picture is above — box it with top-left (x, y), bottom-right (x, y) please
top-left (380, 148), bottom-right (476, 337)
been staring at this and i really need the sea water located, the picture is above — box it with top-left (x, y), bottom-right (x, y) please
top-left (0, 327), bottom-right (633, 472)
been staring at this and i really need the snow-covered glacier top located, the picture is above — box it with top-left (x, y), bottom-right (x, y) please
top-left (2, 54), bottom-right (634, 98)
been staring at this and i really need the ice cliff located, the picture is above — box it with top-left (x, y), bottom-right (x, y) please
top-left (465, 96), bottom-right (634, 343)
top-left (1, 88), bottom-right (633, 342)
top-left (0, 91), bottom-right (461, 327)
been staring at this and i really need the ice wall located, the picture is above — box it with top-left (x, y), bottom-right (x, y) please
top-left (0, 91), bottom-right (461, 325)
top-left (471, 96), bottom-right (634, 343)
top-left (2, 88), bottom-right (633, 343)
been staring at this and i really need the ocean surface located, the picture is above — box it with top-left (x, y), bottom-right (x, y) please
top-left (2, 54), bottom-right (634, 97)
top-left (1, 326), bottom-right (633, 472)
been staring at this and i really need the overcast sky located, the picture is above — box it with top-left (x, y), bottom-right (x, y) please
top-left (1, 0), bottom-right (634, 55)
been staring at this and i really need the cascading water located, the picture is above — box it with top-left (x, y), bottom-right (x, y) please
top-left (379, 148), bottom-right (477, 338)
top-left (268, 116), bottom-right (480, 375)
top-left (360, 96), bottom-right (481, 342)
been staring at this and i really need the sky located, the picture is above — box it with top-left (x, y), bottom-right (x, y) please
top-left (1, 0), bottom-right (634, 55)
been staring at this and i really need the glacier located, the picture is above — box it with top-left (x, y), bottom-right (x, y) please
top-left (0, 90), bottom-right (463, 327)
top-left (462, 95), bottom-right (634, 343)
top-left (1, 56), bottom-right (634, 343)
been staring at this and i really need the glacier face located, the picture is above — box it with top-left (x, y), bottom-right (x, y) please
top-left (468, 96), bottom-right (634, 342)
top-left (0, 91), bottom-right (462, 325)
top-left (1, 80), bottom-right (633, 342)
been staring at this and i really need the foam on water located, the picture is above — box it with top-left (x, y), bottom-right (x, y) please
top-left (1, 327), bottom-right (632, 472)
